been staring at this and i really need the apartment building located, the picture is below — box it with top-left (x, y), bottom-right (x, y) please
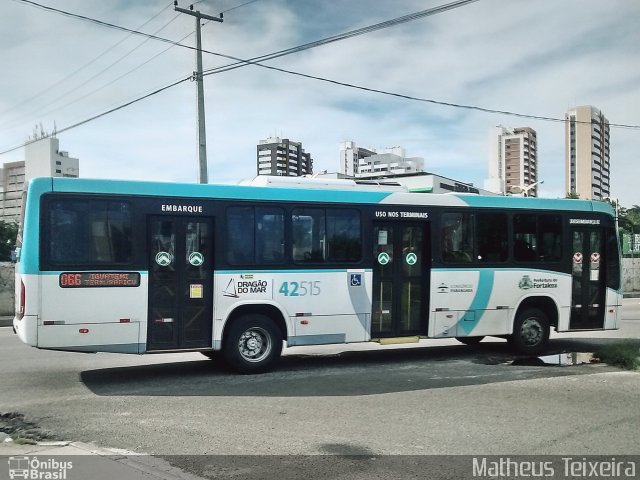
top-left (565, 105), bottom-right (610, 200)
top-left (485, 126), bottom-right (538, 197)
top-left (257, 137), bottom-right (313, 176)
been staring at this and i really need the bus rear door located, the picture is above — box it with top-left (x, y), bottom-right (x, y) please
top-left (569, 226), bottom-right (606, 330)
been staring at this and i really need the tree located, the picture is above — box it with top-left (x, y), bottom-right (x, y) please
top-left (565, 192), bottom-right (580, 199)
top-left (0, 221), bottom-right (18, 261)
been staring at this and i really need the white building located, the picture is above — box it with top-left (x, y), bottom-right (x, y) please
top-left (0, 136), bottom-right (79, 224)
top-left (339, 141), bottom-right (424, 178)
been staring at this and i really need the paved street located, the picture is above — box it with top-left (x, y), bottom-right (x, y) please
top-left (0, 299), bottom-right (639, 477)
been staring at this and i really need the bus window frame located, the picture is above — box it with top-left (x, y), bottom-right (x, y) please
top-left (40, 193), bottom-right (136, 271)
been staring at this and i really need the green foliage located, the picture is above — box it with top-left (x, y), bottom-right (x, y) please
top-left (594, 340), bottom-right (640, 370)
top-left (565, 192), bottom-right (580, 199)
top-left (0, 221), bottom-right (18, 261)
top-left (619, 205), bottom-right (640, 233)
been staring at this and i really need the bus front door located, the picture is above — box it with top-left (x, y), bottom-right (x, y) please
top-left (147, 216), bottom-right (213, 351)
top-left (372, 221), bottom-right (430, 338)
top-left (569, 227), bottom-right (606, 330)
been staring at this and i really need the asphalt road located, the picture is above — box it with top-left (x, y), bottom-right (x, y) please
top-left (0, 299), bottom-right (639, 469)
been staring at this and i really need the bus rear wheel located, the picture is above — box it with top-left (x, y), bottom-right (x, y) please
top-left (509, 308), bottom-right (550, 355)
top-left (223, 314), bottom-right (282, 374)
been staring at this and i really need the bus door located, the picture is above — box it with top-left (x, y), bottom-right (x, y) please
top-left (372, 221), bottom-right (430, 338)
top-left (147, 216), bottom-right (213, 350)
top-left (569, 227), bottom-right (606, 330)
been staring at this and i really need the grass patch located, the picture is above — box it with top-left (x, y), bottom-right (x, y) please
top-left (594, 340), bottom-right (640, 370)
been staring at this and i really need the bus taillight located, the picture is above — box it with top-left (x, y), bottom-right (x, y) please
top-left (17, 280), bottom-right (25, 320)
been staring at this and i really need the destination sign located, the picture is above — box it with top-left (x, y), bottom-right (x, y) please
top-left (59, 272), bottom-right (141, 288)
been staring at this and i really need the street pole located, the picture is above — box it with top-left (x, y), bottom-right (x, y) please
top-left (174, 2), bottom-right (223, 184)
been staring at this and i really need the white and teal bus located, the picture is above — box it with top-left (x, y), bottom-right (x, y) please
top-left (13, 176), bottom-right (622, 373)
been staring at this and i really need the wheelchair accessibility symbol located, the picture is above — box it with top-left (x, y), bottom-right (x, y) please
top-left (350, 273), bottom-right (362, 287)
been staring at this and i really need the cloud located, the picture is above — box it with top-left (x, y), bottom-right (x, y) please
top-left (1, 0), bottom-right (639, 205)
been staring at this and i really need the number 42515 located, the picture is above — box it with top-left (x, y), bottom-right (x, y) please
top-left (279, 281), bottom-right (321, 297)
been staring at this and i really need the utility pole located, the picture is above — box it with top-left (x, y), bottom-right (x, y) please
top-left (174, 2), bottom-right (223, 184)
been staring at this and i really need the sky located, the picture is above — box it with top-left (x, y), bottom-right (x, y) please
top-left (1, 0), bottom-right (639, 206)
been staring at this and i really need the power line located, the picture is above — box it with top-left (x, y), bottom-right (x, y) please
top-left (14, 0), bottom-right (197, 49)
top-left (203, 0), bottom-right (481, 76)
top-left (1, 54), bottom-right (637, 159)
top-left (3, 1), bottom-right (175, 118)
top-left (0, 11), bottom-right (183, 130)
top-left (14, 0), bottom-right (480, 77)
top-left (209, 61), bottom-right (640, 130)
top-left (3, 0), bottom-right (638, 158)
top-left (221, 0), bottom-right (264, 14)
top-left (0, 76), bottom-right (192, 156)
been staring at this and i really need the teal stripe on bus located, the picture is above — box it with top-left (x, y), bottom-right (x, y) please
top-left (453, 194), bottom-right (615, 214)
top-left (49, 177), bottom-right (393, 204)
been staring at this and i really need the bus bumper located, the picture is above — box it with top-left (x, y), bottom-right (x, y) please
top-left (13, 315), bottom-right (37, 346)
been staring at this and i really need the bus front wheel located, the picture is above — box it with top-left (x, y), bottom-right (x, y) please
top-left (223, 314), bottom-right (282, 374)
top-left (509, 308), bottom-right (550, 355)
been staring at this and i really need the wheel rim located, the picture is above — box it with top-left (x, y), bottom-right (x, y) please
top-left (520, 317), bottom-right (543, 346)
top-left (237, 327), bottom-right (272, 363)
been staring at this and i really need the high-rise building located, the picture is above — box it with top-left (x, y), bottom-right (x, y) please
top-left (565, 105), bottom-right (610, 200)
top-left (485, 126), bottom-right (538, 197)
top-left (339, 141), bottom-right (377, 177)
top-left (257, 137), bottom-right (313, 176)
top-left (0, 161), bottom-right (26, 223)
top-left (0, 136), bottom-right (79, 224)
top-left (339, 141), bottom-right (424, 178)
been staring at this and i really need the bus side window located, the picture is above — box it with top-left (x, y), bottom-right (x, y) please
top-left (476, 213), bottom-right (508, 262)
top-left (513, 214), bottom-right (561, 262)
top-left (47, 199), bottom-right (132, 266)
top-left (292, 208), bottom-right (325, 263)
top-left (226, 207), bottom-right (254, 265)
top-left (326, 209), bottom-right (361, 263)
top-left (513, 214), bottom-right (537, 261)
top-left (441, 213), bottom-right (473, 263)
top-left (256, 207), bottom-right (284, 264)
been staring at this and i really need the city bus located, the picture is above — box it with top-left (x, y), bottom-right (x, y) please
top-left (13, 176), bottom-right (622, 373)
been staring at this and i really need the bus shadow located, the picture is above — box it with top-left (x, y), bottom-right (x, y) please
top-left (80, 337), bottom-right (622, 397)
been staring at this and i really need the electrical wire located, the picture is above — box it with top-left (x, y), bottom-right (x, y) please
top-left (208, 61), bottom-right (640, 129)
top-left (3, 0), bottom-right (638, 158)
top-left (2, 1), bottom-right (175, 118)
top-left (203, 0), bottom-right (481, 76)
top-left (0, 12), bottom-right (183, 130)
top-left (0, 76), bottom-right (192, 156)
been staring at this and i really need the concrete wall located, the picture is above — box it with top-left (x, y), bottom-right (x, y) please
top-left (623, 257), bottom-right (640, 294)
top-left (0, 262), bottom-right (15, 316)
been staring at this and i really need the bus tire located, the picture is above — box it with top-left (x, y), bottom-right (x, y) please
top-left (456, 336), bottom-right (484, 346)
top-left (509, 308), bottom-right (550, 355)
top-left (223, 314), bottom-right (282, 374)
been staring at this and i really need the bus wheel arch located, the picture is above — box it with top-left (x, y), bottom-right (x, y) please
top-left (221, 304), bottom-right (287, 374)
top-left (509, 297), bottom-right (556, 355)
